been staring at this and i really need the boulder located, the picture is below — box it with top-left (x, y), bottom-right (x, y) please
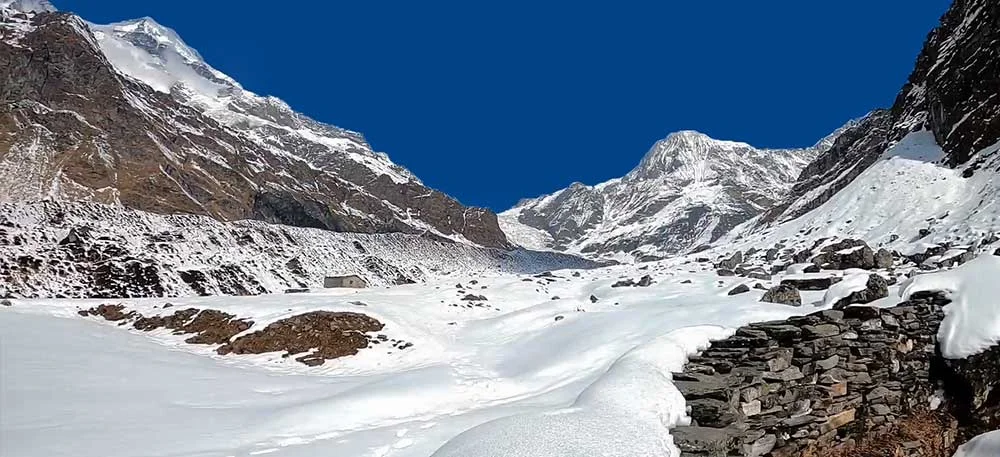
top-left (728, 284), bottom-right (751, 296)
top-left (831, 275), bottom-right (889, 310)
top-left (761, 284), bottom-right (802, 306)
top-left (717, 269), bottom-right (736, 277)
top-left (812, 239), bottom-right (876, 270)
top-left (716, 252), bottom-right (744, 271)
top-left (874, 248), bottom-right (894, 269)
top-left (746, 269), bottom-right (772, 281)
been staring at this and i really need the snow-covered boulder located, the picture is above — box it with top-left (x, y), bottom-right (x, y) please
top-left (823, 273), bottom-right (889, 310)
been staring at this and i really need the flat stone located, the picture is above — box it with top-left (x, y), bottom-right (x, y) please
top-left (816, 355), bottom-right (840, 370)
top-left (819, 408), bottom-right (856, 433)
top-left (827, 381), bottom-right (848, 397)
top-left (802, 324), bottom-right (842, 338)
top-left (871, 403), bottom-right (893, 415)
top-left (742, 434), bottom-right (777, 457)
top-left (781, 414), bottom-right (816, 427)
top-left (763, 366), bottom-right (804, 382)
top-left (741, 399), bottom-right (762, 417)
top-left (670, 426), bottom-right (740, 455)
top-left (866, 386), bottom-right (892, 402)
top-left (688, 398), bottom-right (740, 427)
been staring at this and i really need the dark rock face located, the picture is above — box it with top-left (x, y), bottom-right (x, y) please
top-left (672, 293), bottom-right (1000, 457)
top-left (728, 284), bottom-right (751, 296)
top-left (0, 10), bottom-right (510, 248)
top-left (761, 284), bottom-right (801, 306)
top-left (217, 311), bottom-right (384, 366)
top-left (780, 276), bottom-right (842, 291)
top-left (831, 274), bottom-right (889, 310)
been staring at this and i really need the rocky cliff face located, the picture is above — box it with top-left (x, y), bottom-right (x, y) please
top-left (501, 131), bottom-right (826, 260)
top-left (0, 6), bottom-right (510, 248)
top-left (762, 0), bottom-right (1000, 225)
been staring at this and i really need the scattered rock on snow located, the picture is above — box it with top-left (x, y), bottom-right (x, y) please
top-left (728, 284), bottom-right (750, 296)
top-left (761, 284), bottom-right (802, 306)
top-left (781, 276), bottom-right (843, 291)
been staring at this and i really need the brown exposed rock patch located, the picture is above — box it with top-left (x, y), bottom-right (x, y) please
top-left (81, 305), bottom-right (253, 345)
top-left (217, 311), bottom-right (384, 366)
top-left (79, 305), bottom-right (384, 365)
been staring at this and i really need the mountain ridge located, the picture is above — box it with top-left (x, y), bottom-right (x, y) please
top-left (0, 5), bottom-right (510, 248)
top-left (500, 127), bottom-right (837, 260)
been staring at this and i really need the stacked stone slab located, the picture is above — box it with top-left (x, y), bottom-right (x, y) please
top-left (672, 294), bottom-right (963, 457)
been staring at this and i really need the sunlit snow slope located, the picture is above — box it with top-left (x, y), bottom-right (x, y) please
top-left (2, 261), bottom-right (848, 457)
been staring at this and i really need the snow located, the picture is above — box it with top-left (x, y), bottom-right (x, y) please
top-left (722, 131), bottom-right (1000, 264)
top-left (1, 260), bottom-right (827, 457)
top-left (497, 207), bottom-right (557, 252)
top-left (901, 254), bottom-right (1000, 359)
top-left (953, 430), bottom-right (1000, 457)
top-left (821, 272), bottom-right (871, 308)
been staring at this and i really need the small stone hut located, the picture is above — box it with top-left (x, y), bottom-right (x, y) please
top-left (323, 275), bottom-right (367, 288)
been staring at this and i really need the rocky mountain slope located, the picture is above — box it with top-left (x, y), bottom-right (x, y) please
top-left (500, 130), bottom-right (832, 261)
top-left (758, 0), bottom-right (999, 226)
top-left (0, 4), bottom-right (509, 248)
top-left (505, 0), bottom-right (1000, 263)
top-left (0, 201), bottom-right (596, 299)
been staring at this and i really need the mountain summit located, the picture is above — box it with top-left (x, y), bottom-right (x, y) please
top-left (500, 129), bottom-right (832, 260)
top-left (0, 6), bottom-right (509, 247)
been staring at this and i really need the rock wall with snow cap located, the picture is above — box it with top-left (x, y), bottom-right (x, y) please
top-left (671, 293), bottom-right (1000, 457)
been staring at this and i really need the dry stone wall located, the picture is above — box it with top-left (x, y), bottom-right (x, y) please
top-left (672, 292), bottom-right (998, 457)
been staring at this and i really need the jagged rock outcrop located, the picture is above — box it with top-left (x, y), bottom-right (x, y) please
top-left (0, 7), bottom-right (509, 248)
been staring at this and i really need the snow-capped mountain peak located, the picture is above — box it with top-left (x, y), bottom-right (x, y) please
top-left (0, 0), bottom-right (55, 13)
top-left (90, 16), bottom-right (240, 97)
top-left (501, 128), bottom-right (839, 260)
top-left (630, 130), bottom-right (757, 181)
top-left (0, 7), bottom-right (510, 247)
top-left (105, 16), bottom-right (209, 67)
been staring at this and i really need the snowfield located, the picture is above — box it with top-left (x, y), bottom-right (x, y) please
top-left (3, 262), bottom-right (846, 457)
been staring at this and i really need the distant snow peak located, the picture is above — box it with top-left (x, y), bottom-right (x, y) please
top-left (502, 127), bottom-right (835, 260)
top-left (0, 0), bottom-right (55, 13)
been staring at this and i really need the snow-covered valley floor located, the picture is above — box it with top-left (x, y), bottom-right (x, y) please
top-left (0, 262), bottom-right (867, 457)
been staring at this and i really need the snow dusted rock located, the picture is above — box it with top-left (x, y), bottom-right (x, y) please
top-left (0, 7), bottom-right (510, 248)
top-left (760, 284), bottom-right (801, 306)
top-left (811, 239), bottom-right (877, 270)
top-left (825, 274), bottom-right (889, 310)
top-left (780, 276), bottom-right (843, 291)
top-left (0, 201), bottom-right (598, 298)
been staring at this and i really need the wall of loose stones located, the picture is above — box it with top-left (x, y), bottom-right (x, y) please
top-left (671, 293), bottom-right (972, 457)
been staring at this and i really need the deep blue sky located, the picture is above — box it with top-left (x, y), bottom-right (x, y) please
top-left (58, 1), bottom-right (951, 211)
